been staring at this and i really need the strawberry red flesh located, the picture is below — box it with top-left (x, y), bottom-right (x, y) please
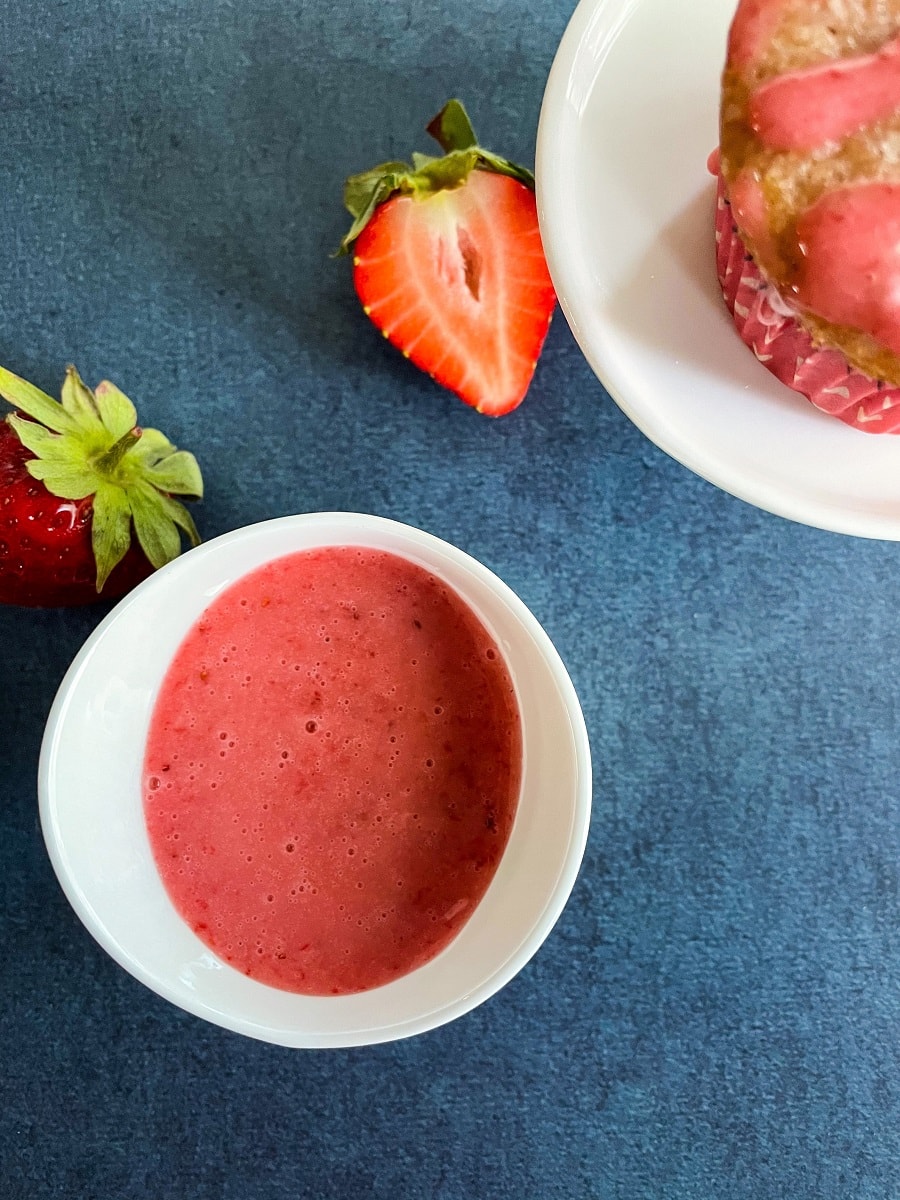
top-left (0, 420), bottom-right (153, 606)
top-left (353, 171), bottom-right (555, 415)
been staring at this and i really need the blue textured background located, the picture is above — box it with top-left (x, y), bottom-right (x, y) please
top-left (3, 1), bottom-right (900, 1197)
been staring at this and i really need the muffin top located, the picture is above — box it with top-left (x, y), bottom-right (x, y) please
top-left (720, 0), bottom-right (900, 383)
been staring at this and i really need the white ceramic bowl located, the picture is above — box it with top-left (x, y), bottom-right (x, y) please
top-left (39, 513), bottom-right (592, 1047)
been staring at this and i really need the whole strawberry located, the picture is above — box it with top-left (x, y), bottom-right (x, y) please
top-left (340, 100), bottom-right (556, 416)
top-left (0, 364), bottom-right (203, 607)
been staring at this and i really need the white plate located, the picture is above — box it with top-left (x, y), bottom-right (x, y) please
top-left (537, 0), bottom-right (900, 540)
top-left (39, 514), bottom-right (591, 1048)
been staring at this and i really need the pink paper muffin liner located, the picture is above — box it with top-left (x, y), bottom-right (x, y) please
top-left (714, 169), bottom-right (900, 434)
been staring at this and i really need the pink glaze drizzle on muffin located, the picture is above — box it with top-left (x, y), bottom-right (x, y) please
top-left (749, 35), bottom-right (900, 150)
top-left (794, 183), bottom-right (900, 355)
top-left (727, 0), bottom-right (792, 70)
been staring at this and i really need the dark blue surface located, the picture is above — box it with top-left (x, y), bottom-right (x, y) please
top-left (3, 2), bottom-right (900, 1197)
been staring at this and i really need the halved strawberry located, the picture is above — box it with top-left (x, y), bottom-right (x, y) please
top-left (340, 100), bottom-right (556, 416)
top-left (0, 364), bottom-right (203, 607)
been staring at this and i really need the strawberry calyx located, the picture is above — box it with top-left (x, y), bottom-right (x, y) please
top-left (338, 99), bottom-right (535, 253)
top-left (0, 364), bottom-right (203, 592)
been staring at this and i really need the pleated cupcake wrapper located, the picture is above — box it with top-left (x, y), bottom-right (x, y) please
top-left (715, 171), bottom-right (900, 434)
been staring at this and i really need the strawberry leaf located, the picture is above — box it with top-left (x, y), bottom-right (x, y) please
top-left (127, 481), bottom-right (182, 569)
top-left (7, 414), bottom-right (56, 456)
top-left (61, 365), bottom-right (104, 432)
top-left (91, 483), bottom-right (134, 591)
top-left (156, 491), bottom-right (202, 547)
top-left (473, 148), bottom-right (534, 189)
top-left (426, 99), bottom-right (478, 153)
top-left (143, 449), bottom-right (204, 498)
top-left (416, 149), bottom-right (479, 193)
top-left (129, 427), bottom-right (178, 467)
top-left (426, 100), bottom-right (534, 186)
top-left (94, 380), bottom-right (138, 438)
top-left (13, 430), bottom-right (86, 465)
top-left (340, 170), bottom-right (411, 254)
top-left (27, 459), bottom-right (99, 498)
top-left (344, 162), bottom-right (411, 223)
top-left (0, 366), bottom-right (75, 433)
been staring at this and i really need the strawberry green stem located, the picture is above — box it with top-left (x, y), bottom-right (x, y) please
top-left (93, 427), bottom-right (142, 475)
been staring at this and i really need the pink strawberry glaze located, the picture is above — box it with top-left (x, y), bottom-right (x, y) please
top-left (143, 546), bottom-right (522, 995)
top-left (727, 168), bottom-right (778, 268)
top-left (749, 35), bottom-right (900, 150)
top-left (794, 182), bottom-right (900, 356)
top-left (713, 170), bottom-right (900, 432)
top-left (726, 0), bottom-right (791, 70)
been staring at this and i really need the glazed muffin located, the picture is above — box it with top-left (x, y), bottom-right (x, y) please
top-left (715, 0), bottom-right (900, 432)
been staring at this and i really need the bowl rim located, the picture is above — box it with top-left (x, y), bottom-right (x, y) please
top-left (39, 512), bottom-right (593, 1047)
